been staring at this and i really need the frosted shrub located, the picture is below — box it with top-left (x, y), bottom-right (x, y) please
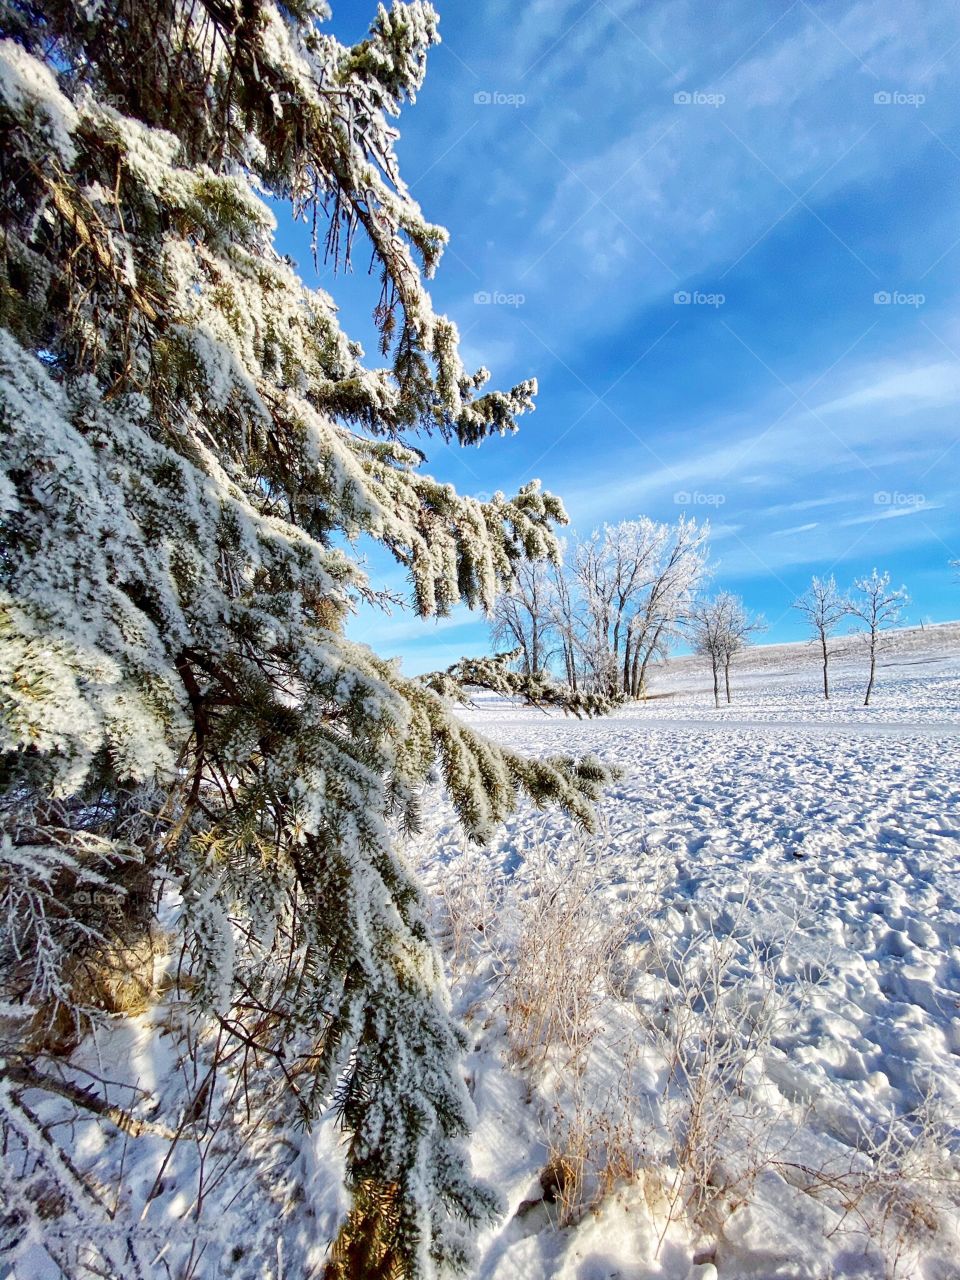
top-left (501, 830), bottom-right (637, 1068)
top-left (786, 1092), bottom-right (960, 1279)
top-left (431, 848), bottom-right (506, 980)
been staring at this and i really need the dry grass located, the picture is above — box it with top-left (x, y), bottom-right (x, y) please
top-left (433, 835), bottom-right (960, 1274)
top-left (500, 829), bottom-right (658, 1070)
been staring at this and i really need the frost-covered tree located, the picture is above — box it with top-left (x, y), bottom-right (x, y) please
top-left (549, 546), bottom-right (581, 692)
top-left (849, 570), bottom-right (909, 706)
top-left (0, 5), bottom-right (612, 1276)
top-left (688, 592), bottom-right (763, 708)
top-left (793, 575), bottom-right (849, 701)
top-left (689, 595), bottom-right (728, 709)
top-left (491, 558), bottom-right (557, 677)
top-left (574, 520), bottom-right (662, 696)
top-left (717, 594), bottom-right (765, 703)
top-left (623, 515), bottom-right (709, 698)
top-left (563, 517), bottom-right (708, 697)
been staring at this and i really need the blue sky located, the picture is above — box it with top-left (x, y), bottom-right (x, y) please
top-left (274, 0), bottom-right (960, 674)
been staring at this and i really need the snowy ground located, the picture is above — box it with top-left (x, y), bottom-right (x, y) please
top-left (409, 626), bottom-right (960, 1280)
top-left (11, 627), bottom-right (960, 1280)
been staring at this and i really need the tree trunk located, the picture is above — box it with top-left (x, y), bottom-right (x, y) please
top-left (864, 642), bottom-right (876, 705)
top-left (622, 627), bottom-right (633, 695)
top-left (820, 632), bottom-right (829, 700)
top-left (563, 640), bottom-right (576, 692)
top-left (724, 658), bottom-right (731, 704)
top-left (631, 641), bottom-right (642, 698)
top-left (636, 621), bottom-right (664, 699)
top-left (712, 658), bottom-right (720, 709)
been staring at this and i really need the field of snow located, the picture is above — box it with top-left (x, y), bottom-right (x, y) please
top-left (409, 626), bottom-right (960, 1279)
top-left (11, 627), bottom-right (960, 1280)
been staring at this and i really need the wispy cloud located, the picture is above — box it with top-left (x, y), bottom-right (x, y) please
top-left (333, 0), bottom-right (960, 667)
top-left (771, 521), bottom-right (819, 536)
top-left (470, 0), bottom-right (960, 338)
top-left (818, 362), bottom-right (960, 414)
top-left (840, 503), bottom-right (945, 527)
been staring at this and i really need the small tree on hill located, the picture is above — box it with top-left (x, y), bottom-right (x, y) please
top-left (793, 575), bottom-right (850, 700)
top-left (689, 595), bottom-right (730, 709)
top-left (689, 593), bottom-right (763, 707)
top-left (718, 594), bottom-right (765, 703)
top-left (849, 570), bottom-right (909, 705)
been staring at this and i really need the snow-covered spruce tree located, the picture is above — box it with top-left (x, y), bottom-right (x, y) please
top-left (0, 4), bottom-right (612, 1276)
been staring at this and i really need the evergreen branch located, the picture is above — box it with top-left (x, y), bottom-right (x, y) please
top-left (421, 649), bottom-right (617, 719)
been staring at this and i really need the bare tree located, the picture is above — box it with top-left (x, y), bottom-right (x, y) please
top-left (689, 593), bottom-right (764, 708)
top-left (718, 595), bottom-right (765, 704)
top-left (549, 552), bottom-right (580, 693)
top-left (793, 575), bottom-right (849, 700)
top-left (624, 516), bottom-right (710, 697)
top-left (564, 518), bottom-right (710, 698)
top-left (573, 520), bottom-right (664, 696)
top-left (491, 558), bottom-right (558, 677)
top-left (848, 570), bottom-right (909, 705)
top-left (689, 594), bottom-right (732, 709)
top-left (522, 519), bottom-right (710, 700)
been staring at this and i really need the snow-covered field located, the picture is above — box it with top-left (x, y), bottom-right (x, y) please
top-left (13, 627), bottom-right (960, 1280)
top-left (410, 626), bottom-right (960, 1279)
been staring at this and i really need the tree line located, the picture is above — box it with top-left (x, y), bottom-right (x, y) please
top-left (483, 524), bottom-right (911, 710)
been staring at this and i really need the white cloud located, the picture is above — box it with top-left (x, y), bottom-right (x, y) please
top-left (817, 362), bottom-right (960, 415)
top-left (469, 0), bottom-right (960, 341)
top-left (763, 495), bottom-right (852, 515)
top-left (839, 503), bottom-right (944, 527)
top-left (771, 521), bottom-right (819, 536)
